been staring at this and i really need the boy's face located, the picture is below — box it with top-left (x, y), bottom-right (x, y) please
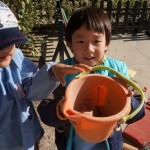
top-left (68, 24), bottom-right (108, 67)
top-left (0, 44), bottom-right (15, 68)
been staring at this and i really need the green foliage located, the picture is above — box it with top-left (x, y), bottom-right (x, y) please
top-left (2, 0), bottom-right (150, 57)
top-left (61, 0), bottom-right (93, 19)
top-left (3, 0), bottom-right (41, 57)
top-left (112, 0), bottom-right (149, 8)
top-left (34, 0), bottom-right (56, 25)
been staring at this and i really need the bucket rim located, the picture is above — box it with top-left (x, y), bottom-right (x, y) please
top-left (63, 74), bottom-right (131, 122)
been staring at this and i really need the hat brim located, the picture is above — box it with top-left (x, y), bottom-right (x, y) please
top-left (0, 27), bottom-right (28, 50)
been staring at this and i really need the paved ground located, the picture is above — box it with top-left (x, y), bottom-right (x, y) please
top-left (108, 33), bottom-right (150, 149)
top-left (32, 33), bottom-right (150, 150)
top-left (108, 34), bottom-right (150, 99)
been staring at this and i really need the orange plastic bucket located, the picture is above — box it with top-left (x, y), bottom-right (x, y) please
top-left (63, 66), bottom-right (145, 143)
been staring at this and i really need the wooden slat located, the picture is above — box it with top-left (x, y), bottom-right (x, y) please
top-left (122, 0), bottom-right (130, 34)
top-left (114, 0), bottom-right (122, 33)
top-left (100, 0), bottom-right (104, 10)
top-left (107, 0), bottom-right (112, 20)
top-left (146, 15), bottom-right (150, 32)
top-left (139, 1), bottom-right (148, 32)
top-left (131, 1), bottom-right (139, 34)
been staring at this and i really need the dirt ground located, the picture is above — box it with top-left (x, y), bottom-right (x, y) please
top-left (39, 124), bottom-right (57, 150)
top-left (34, 101), bottom-right (57, 150)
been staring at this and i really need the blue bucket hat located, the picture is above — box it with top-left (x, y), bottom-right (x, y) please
top-left (0, 1), bottom-right (28, 50)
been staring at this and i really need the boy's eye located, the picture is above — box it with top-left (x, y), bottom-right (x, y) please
top-left (94, 40), bottom-right (101, 43)
top-left (77, 40), bottom-right (84, 43)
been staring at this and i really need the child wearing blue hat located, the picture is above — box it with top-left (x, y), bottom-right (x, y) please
top-left (0, 2), bottom-right (89, 150)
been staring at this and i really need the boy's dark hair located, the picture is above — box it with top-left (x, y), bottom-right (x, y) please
top-left (65, 7), bottom-right (111, 46)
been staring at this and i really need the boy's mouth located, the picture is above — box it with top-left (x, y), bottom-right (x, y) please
top-left (84, 57), bottom-right (95, 60)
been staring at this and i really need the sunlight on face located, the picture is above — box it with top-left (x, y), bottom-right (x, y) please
top-left (68, 25), bottom-right (108, 67)
top-left (0, 45), bottom-right (16, 68)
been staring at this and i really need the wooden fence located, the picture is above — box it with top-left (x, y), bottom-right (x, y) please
top-left (94, 0), bottom-right (150, 34)
top-left (27, 0), bottom-right (150, 65)
top-left (33, 0), bottom-right (150, 35)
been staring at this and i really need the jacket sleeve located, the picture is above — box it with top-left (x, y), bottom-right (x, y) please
top-left (37, 85), bottom-right (70, 128)
top-left (126, 96), bottom-right (145, 124)
top-left (13, 48), bottom-right (60, 101)
top-left (22, 62), bottom-right (60, 101)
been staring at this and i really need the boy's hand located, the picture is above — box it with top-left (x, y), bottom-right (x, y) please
top-left (51, 63), bottom-right (91, 86)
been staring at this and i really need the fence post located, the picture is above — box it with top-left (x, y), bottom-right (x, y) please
top-left (114, 0), bottom-right (121, 34)
top-left (131, 1), bottom-right (139, 35)
top-left (107, 0), bottom-right (112, 20)
top-left (39, 37), bottom-right (47, 67)
top-left (122, 0), bottom-right (130, 34)
top-left (100, 0), bottom-right (104, 10)
top-left (139, 1), bottom-right (148, 32)
top-left (146, 15), bottom-right (150, 34)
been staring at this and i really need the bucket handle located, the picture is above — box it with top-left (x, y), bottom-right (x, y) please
top-left (76, 65), bottom-right (145, 123)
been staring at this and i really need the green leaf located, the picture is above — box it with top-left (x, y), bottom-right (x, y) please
top-left (21, 1), bottom-right (25, 8)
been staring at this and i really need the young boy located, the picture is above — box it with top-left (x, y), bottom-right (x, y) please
top-left (38, 6), bottom-right (145, 150)
top-left (0, 2), bottom-right (90, 150)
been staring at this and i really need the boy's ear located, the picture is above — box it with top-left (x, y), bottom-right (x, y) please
top-left (67, 42), bottom-right (73, 53)
top-left (105, 45), bottom-right (108, 52)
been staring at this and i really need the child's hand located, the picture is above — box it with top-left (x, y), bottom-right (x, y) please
top-left (51, 63), bottom-right (91, 86)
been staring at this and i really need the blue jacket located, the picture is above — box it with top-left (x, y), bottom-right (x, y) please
top-left (0, 48), bottom-right (59, 150)
top-left (37, 56), bottom-right (145, 150)
top-left (62, 57), bottom-right (145, 150)
top-left (63, 56), bottom-right (130, 85)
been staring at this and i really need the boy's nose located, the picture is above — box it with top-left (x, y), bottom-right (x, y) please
top-left (85, 43), bottom-right (94, 52)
